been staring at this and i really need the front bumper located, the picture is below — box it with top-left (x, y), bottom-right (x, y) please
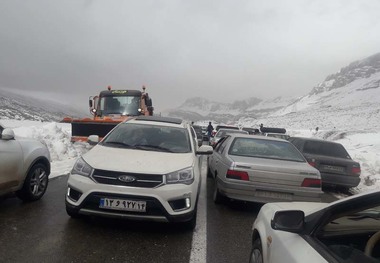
top-left (66, 174), bottom-right (198, 222)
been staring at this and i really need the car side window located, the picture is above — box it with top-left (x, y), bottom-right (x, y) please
top-left (216, 136), bottom-right (229, 154)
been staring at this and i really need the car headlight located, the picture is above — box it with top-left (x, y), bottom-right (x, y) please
top-left (166, 167), bottom-right (194, 185)
top-left (71, 157), bottom-right (93, 177)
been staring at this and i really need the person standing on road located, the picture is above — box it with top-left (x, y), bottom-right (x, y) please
top-left (207, 122), bottom-right (214, 140)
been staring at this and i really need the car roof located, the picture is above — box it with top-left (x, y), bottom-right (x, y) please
top-left (127, 116), bottom-right (187, 128)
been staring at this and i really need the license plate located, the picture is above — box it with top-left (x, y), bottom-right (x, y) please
top-left (323, 165), bottom-right (344, 172)
top-left (255, 191), bottom-right (292, 200)
top-left (99, 198), bottom-right (146, 212)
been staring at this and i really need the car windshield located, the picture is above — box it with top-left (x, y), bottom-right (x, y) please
top-left (317, 203), bottom-right (380, 261)
top-left (102, 123), bottom-right (191, 153)
top-left (304, 141), bottom-right (351, 159)
top-left (99, 95), bottom-right (141, 115)
top-left (229, 137), bottom-right (306, 162)
top-left (266, 133), bottom-right (290, 140)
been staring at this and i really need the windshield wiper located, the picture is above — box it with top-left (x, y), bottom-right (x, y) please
top-left (103, 141), bottom-right (137, 148)
top-left (133, 145), bottom-right (174, 153)
top-left (103, 142), bottom-right (175, 152)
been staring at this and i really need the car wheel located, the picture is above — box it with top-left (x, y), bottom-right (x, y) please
top-left (249, 238), bottom-right (263, 263)
top-left (16, 163), bottom-right (49, 201)
top-left (207, 166), bottom-right (213, 178)
top-left (183, 211), bottom-right (197, 231)
top-left (213, 178), bottom-right (225, 204)
top-left (66, 204), bottom-right (82, 219)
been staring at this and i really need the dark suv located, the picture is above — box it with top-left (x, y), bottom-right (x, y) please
top-left (289, 137), bottom-right (361, 190)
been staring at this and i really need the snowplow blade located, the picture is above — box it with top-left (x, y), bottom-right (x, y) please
top-left (70, 121), bottom-right (120, 142)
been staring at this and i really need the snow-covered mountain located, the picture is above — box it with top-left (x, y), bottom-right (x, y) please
top-left (1, 52), bottom-right (379, 128)
top-left (262, 53), bottom-right (380, 131)
top-left (0, 88), bottom-right (85, 122)
top-left (166, 52), bottom-right (380, 129)
top-left (165, 95), bottom-right (297, 122)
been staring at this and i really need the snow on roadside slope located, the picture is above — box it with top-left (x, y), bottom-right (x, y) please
top-left (1, 119), bottom-right (379, 193)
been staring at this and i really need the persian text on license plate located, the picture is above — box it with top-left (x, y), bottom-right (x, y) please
top-left (99, 198), bottom-right (146, 212)
top-left (323, 165), bottom-right (344, 172)
top-left (255, 191), bottom-right (292, 200)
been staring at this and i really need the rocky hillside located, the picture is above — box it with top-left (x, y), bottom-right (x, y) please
top-left (0, 88), bottom-right (84, 122)
top-left (166, 52), bottom-right (380, 126)
top-left (311, 53), bottom-right (380, 95)
top-left (165, 95), bottom-right (295, 122)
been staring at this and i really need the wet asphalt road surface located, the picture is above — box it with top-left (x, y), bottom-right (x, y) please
top-left (0, 175), bottom-right (193, 263)
top-left (0, 158), bottom-right (339, 263)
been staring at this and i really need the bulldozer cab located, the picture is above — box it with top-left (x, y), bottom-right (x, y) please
top-left (68, 87), bottom-right (154, 142)
top-left (92, 90), bottom-right (143, 117)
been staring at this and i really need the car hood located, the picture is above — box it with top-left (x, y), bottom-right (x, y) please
top-left (82, 144), bottom-right (195, 174)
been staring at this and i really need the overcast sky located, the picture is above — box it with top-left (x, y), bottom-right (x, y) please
top-left (1, 0), bottom-right (380, 113)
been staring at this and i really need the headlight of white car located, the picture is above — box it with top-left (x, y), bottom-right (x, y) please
top-left (166, 167), bottom-right (194, 185)
top-left (71, 157), bottom-right (93, 177)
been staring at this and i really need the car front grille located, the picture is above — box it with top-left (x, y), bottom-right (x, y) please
top-left (92, 169), bottom-right (164, 188)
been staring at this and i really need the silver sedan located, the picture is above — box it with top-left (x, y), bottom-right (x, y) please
top-left (207, 134), bottom-right (323, 204)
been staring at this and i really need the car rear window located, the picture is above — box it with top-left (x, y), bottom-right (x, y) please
top-left (229, 137), bottom-right (306, 162)
top-left (303, 141), bottom-right (351, 159)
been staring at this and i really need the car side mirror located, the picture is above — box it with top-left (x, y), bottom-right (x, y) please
top-left (88, 135), bottom-right (100, 145)
top-left (196, 145), bottom-right (213, 155)
top-left (1, 128), bottom-right (15, 140)
top-left (271, 210), bottom-right (305, 233)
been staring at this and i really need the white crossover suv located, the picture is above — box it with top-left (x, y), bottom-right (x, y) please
top-left (65, 116), bottom-right (213, 229)
top-left (0, 125), bottom-right (51, 201)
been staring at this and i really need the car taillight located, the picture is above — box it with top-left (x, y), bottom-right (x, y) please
top-left (308, 158), bottom-right (316, 167)
top-left (352, 166), bottom-right (361, 175)
top-left (301, 178), bottom-right (321, 188)
top-left (226, 170), bottom-right (249, 181)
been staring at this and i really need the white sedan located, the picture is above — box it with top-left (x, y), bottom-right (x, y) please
top-left (249, 190), bottom-right (380, 263)
top-left (0, 125), bottom-right (51, 201)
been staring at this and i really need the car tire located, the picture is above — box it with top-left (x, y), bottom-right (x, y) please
top-left (66, 204), bottom-right (82, 219)
top-left (249, 238), bottom-right (263, 263)
top-left (213, 178), bottom-right (225, 204)
top-left (16, 163), bottom-right (49, 202)
top-left (183, 211), bottom-right (197, 231)
top-left (207, 166), bottom-right (213, 178)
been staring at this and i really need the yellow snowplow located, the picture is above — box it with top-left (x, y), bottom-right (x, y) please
top-left (63, 86), bottom-right (153, 142)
